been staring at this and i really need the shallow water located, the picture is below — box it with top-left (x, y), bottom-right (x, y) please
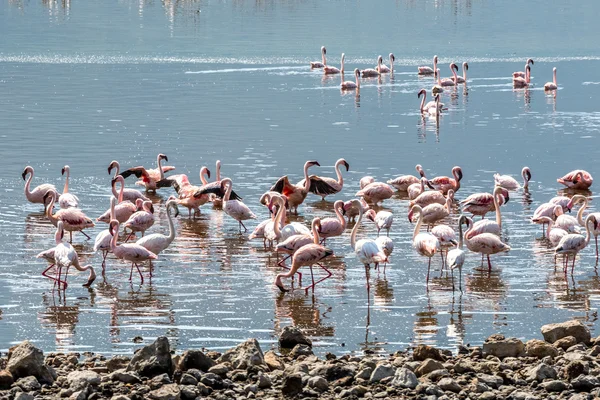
top-left (0, 1), bottom-right (600, 356)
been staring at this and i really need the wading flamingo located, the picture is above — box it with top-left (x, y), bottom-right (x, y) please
top-left (447, 215), bottom-right (467, 291)
top-left (360, 176), bottom-right (375, 189)
top-left (342, 198), bottom-right (370, 223)
top-left (429, 166), bottom-right (463, 194)
top-left (264, 195), bottom-right (287, 248)
top-left (455, 62), bottom-right (468, 84)
top-left (555, 214), bottom-right (597, 274)
top-left (97, 176), bottom-right (139, 223)
top-left (249, 193), bottom-right (282, 246)
top-left (417, 89), bottom-right (444, 114)
top-left (549, 196), bottom-right (572, 213)
top-left (275, 222), bottom-right (316, 269)
top-left (408, 190), bottom-right (454, 231)
top-left (461, 186), bottom-right (509, 218)
top-left (544, 67), bottom-right (558, 91)
top-left (378, 53), bottom-right (395, 74)
top-left (432, 224), bottom-right (457, 268)
top-left (109, 220), bottom-right (157, 285)
top-left (52, 221), bottom-right (96, 289)
top-left (355, 182), bottom-right (394, 206)
top-left (341, 69), bottom-right (361, 90)
top-left (94, 196), bottom-right (117, 273)
top-left (375, 236), bottom-right (394, 272)
top-left (318, 200), bottom-right (347, 243)
top-left (119, 153), bottom-right (175, 192)
top-left (407, 177), bottom-right (429, 200)
top-left (123, 200), bottom-right (155, 241)
top-left (323, 53), bottom-right (345, 75)
top-left (409, 185), bottom-right (448, 208)
top-left (387, 164), bottom-right (427, 191)
top-left (463, 217), bottom-right (511, 271)
top-left (310, 46), bottom-right (326, 69)
top-left (169, 167), bottom-right (213, 217)
top-left (44, 190), bottom-right (94, 243)
top-left (298, 158), bottom-right (350, 200)
top-left (365, 209), bottom-right (393, 237)
top-left (198, 178), bottom-right (256, 231)
top-left (59, 165), bottom-right (79, 209)
top-left (22, 166), bottom-right (58, 206)
top-left (37, 246), bottom-right (57, 282)
top-left (537, 216), bottom-right (568, 247)
top-left (270, 160), bottom-right (320, 214)
top-left (465, 187), bottom-right (506, 239)
top-left (513, 65), bottom-right (531, 88)
top-left (567, 195), bottom-right (600, 258)
top-left (513, 58), bottom-right (534, 78)
top-left (432, 65), bottom-right (458, 93)
top-left (418, 55), bottom-right (438, 76)
top-left (494, 167), bottom-right (531, 190)
top-left (136, 198), bottom-right (179, 256)
top-left (410, 204), bottom-right (440, 284)
top-left (108, 160), bottom-right (150, 203)
top-left (532, 204), bottom-right (563, 236)
top-left (557, 169), bottom-right (593, 190)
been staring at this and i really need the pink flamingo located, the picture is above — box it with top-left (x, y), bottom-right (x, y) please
top-left (44, 190), bottom-right (94, 243)
top-left (418, 55), bottom-right (438, 76)
top-left (361, 57), bottom-right (380, 77)
top-left (323, 53), bottom-right (345, 75)
top-left (202, 178), bottom-right (256, 231)
top-left (123, 200), bottom-right (155, 241)
top-left (360, 176), bottom-right (375, 189)
top-left (532, 203), bottom-right (563, 236)
top-left (365, 209), bottom-right (393, 237)
top-left (52, 221), bottom-right (96, 289)
top-left (264, 195), bottom-right (287, 247)
top-left (463, 216), bottom-right (511, 271)
top-left (317, 200), bottom-right (347, 243)
top-left (310, 46), bottom-right (327, 69)
top-left (544, 67), bottom-right (558, 91)
top-left (465, 187), bottom-right (506, 239)
top-left (37, 246), bottom-right (57, 281)
top-left (22, 166), bottom-right (58, 206)
top-left (58, 165), bottom-right (79, 209)
top-left (557, 169), bottom-right (593, 190)
top-left (408, 178), bottom-right (429, 200)
top-left (432, 223), bottom-right (457, 268)
top-left (494, 167), bottom-right (531, 190)
top-left (408, 191), bottom-right (454, 231)
top-left (513, 65), bottom-right (531, 88)
top-left (249, 193), bottom-right (282, 246)
top-left (461, 186), bottom-right (509, 218)
top-left (94, 196), bottom-right (117, 273)
top-left (549, 196), bottom-right (572, 213)
top-left (513, 58), bottom-right (534, 78)
top-left (275, 221), bottom-right (317, 269)
top-left (119, 153), bottom-right (175, 192)
top-left (375, 236), bottom-right (394, 273)
top-left (429, 166), bottom-right (463, 194)
top-left (454, 62), bottom-right (468, 84)
top-left (409, 187), bottom-right (447, 208)
top-left (555, 214), bottom-right (597, 274)
top-left (387, 164), bottom-right (427, 191)
top-left (109, 220), bottom-right (157, 284)
top-left (169, 167), bottom-right (211, 218)
top-left (298, 158), bottom-right (350, 200)
top-left (97, 176), bottom-right (139, 223)
top-left (275, 217), bottom-right (334, 294)
top-left (417, 89), bottom-right (444, 114)
top-left (355, 182), bottom-right (394, 206)
top-left (108, 160), bottom-right (150, 203)
top-left (378, 53), bottom-right (395, 74)
top-left (342, 198), bottom-right (370, 223)
top-left (341, 69), bottom-right (361, 90)
top-left (136, 198), bottom-right (178, 256)
top-left (434, 64), bottom-right (458, 88)
top-left (567, 195), bottom-right (600, 258)
top-left (410, 203), bottom-right (440, 284)
top-left (270, 160), bottom-right (320, 214)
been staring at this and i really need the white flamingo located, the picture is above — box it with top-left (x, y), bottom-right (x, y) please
top-left (317, 200), bottom-right (347, 243)
top-left (198, 178), bottom-right (256, 231)
top-left (463, 217), bottom-right (511, 271)
top-left (378, 53), bottom-right (395, 74)
top-left (555, 214), bottom-right (597, 274)
top-left (97, 176), bottom-right (139, 224)
top-left (109, 220), bottom-right (157, 284)
top-left (52, 221), bottom-right (96, 289)
top-left (94, 196), bottom-right (117, 273)
top-left (136, 198), bottom-right (179, 256)
top-left (365, 209), bottom-right (393, 237)
top-left (22, 166), bottom-right (58, 207)
top-left (447, 215), bottom-right (467, 291)
top-left (410, 204), bottom-right (440, 284)
top-left (341, 68), bottom-right (361, 90)
top-left (494, 167), bottom-right (531, 190)
top-left (310, 46), bottom-right (326, 69)
top-left (323, 53), bottom-right (345, 75)
top-left (544, 67), bottom-right (558, 91)
top-left (418, 55), bottom-right (438, 76)
top-left (465, 187), bottom-right (506, 238)
top-left (58, 165), bottom-right (79, 209)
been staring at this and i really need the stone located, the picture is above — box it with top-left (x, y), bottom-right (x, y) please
top-left (572, 375), bottom-right (600, 392)
top-left (354, 367), bottom-right (372, 381)
top-left (14, 394), bottom-right (34, 400)
top-left (126, 337), bottom-right (174, 378)
top-left (427, 369), bottom-right (450, 381)
top-left (0, 370), bottom-right (14, 389)
top-left (216, 338), bottom-right (265, 370)
top-left (179, 385), bottom-right (199, 400)
top-left (526, 363), bottom-right (557, 382)
top-left (541, 320), bottom-right (591, 344)
top-left (257, 373), bottom-right (272, 389)
top-left (279, 326), bottom-right (312, 348)
top-left (415, 359), bottom-right (445, 376)
top-left (413, 345), bottom-right (445, 361)
top-left (15, 376), bottom-right (41, 392)
top-left (207, 363), bottom-right (229, 376)
top-left (553, 336), bottom-right (577, 350)
top-left (479, 393), bottom-right (497, 400)
top-left (179, 373), bottom-right (198, 386)
top-left (317, 364), bottom-right (356, 382)
top-left (106, 356), bottom-right (130, 372)
top-left (540, 380), bottom-right (568, 392)
top-left (69, 388), bottom-right (89, 400)
top-left (564, 360), bottom-right (589, 380)
top-left (482, 336), bottom-right (525, 359)
top-left (476, 373), bottom-right (503, 389)
top-left (281, 373), bottom-right (303, 397)
top-left (199, 372), bottom-right (223, 389)
top-left (507, 391), bottom-right (538, 400)
top-left (525, 339), bottom-right (558, 359)
top-left (263, 351), bottom-right (284, 371)
top-left (177, 350), bottom-right (215, 372)
top-left (391, 368), bottom-right (418, 389)
top-left (289, 344), bottom-right (313, 358)
top-left (110, 370), bottom-right (142, 384)
top-left (454, 359), bottom-right (475, 373)
top-left (148, 383), bottom-right (180, 400)
top-left (307, 376), bottom-right (329, 392)
top-left (110, 396), bottom-right (131, 400)
top-left (66, 370), bottom-right (100, 391)
top-left (438, 377), bottom-right (461, 392)
top-left (567, 343), bottom-right (588, 352)
top-left (369, 364), bottom-right (395, 383)
top-left (6, 341), bottom-right (54, 384)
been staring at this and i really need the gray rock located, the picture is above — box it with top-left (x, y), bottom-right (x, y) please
top-left (391, 368), bottom-right (418, 389)
top-left (14, 394), bottom-right (34, 400)
top-left (7, 341), bottom-right (54, 384)
top-left (244, 384), bottom-right (258, 394)
top-left (179, 385), bottom-right (198, 400)
top-left (427, 369), bottom-right (450, 381)
top-left (257, 373), bottom-right (272, 389)
top-left (540, 380), bottom-right (568, 392)
top-left (199, 372), bottom-right (223, 389)
top-left (413, 345), bottom-right (445, 361)
top-left (425, 384), bottom-right (444, 396)
top-left (110, 396), bottom-right (131, 400)
top-left (482, 335), bottom-right (525, 359)
top-left (438, 377), bottom-right (461, 392)
top-left (553, 336), bottom-right (577, 350)
top-left (179, 373), bottom-right (198, 386)
top-left (526, 363), bottom-right (557, 382)
top-left (127, 336), bottom-right (174, 378)
top-left (313, 363), bottom-right (356, 382)
top-left (149, 373), bottom-right (171, 389)
top-left (307, 376), bottom-right (329, 392)
top-left (564, 360), bottom-right (589, 380)
top-left (571, 374), bottom-right (599, 391)
top-left (66, 370), bottom-right (100, 391)
top-left (208, 363), bottom-right (229, 376)
top-left (106, 356), bottom-right (130, 372)
top-left (279, 326), bottom-right (312, 348)
top-left (479, 393), bottom-right (497, 400)
top-left (476, 373), bottom-right (503, 389)
top-left (525, 339), bottom-right (558, 359)
top-left (289, 344), bottom-right (313, 358)
top-left (177, 350), bottom-right (215, 372)
top-left (0, 370), bottom-right (14, 390)
top-left (454, 359), bottom-right (476, 373)
top-left (15, 376), bottom-right (41, 392)
top-left (110, 370), bottom-right (142, 384)
top-left (354, 367), bottom-right (373, 381)
top-left (369, 364), bottom-right (395, 383)
top-left (415, 359), bottom-right (445, 376)
top-left (507, 391), bottom-right (539, 400)
top-left (541, 320), bottom-right (591, 344)
top-left (69, 387), bottom-right (89, 400)
top-left (281, 373), bottom-right (303, 397)
top-left (148, 383), bottom-right (180, 400)
top-left (217, 339), bottom-right (265, 370)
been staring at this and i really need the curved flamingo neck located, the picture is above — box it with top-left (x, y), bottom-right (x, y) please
top-left (584, 215), bottom-right (594, 244)
top-left (200, 167), bottom-right (210, 185)
top-left (334, 160), bottom-right (344, 187)
top-left (111, 161), bottom-right (120, 179)
top-left (412, 206), bottom-right (423, 240)
top-left (222, 179), bottom-right (233, 202)
top-left (273, 197), bottom-right (285, 237)
top-left (157, 155), bottom-right (165, 180)
top-left (463, 219), bottom-right (474, 244)
top-left (24, 171), bottom-right (33, 199)
top-left (419, 92), bottom-right (426, 112)
top-left (45, 195), bottom-right (57, 225)
top-left (63, 167), bottom-right (70, 193)
top-left (452, 169), bottom-right (461, 191)
top-left (576, 197), bottom-right (588, 226)
top-left (522, 169), bottom-right (529, 188)
top-left (334, 201), bottom-right (346, 229)
top-left (166, 202), bottom-right (176, 242)
top-left (493, 189), bottom-right (503, 229)
top-left (301, 162), bottom-right (311, 193)
top-left (311, 219), bottom-right (320, 245)
top-left (457, 218), bottom-right (464, 249)
top-left (450, 65), bottom-right (458, 83)
top-left (110, 222), bottom-right (119, 251)
top-left (350, 202), bottom-right (363, 250)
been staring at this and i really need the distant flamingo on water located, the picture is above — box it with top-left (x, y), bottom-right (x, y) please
top-left (417, 89), bottom-right (444, 115)
top-left (454, 62), bottom-right (468, 84)
top-left (298, 158), bottom-right (350, 200)
top-left (513, 65), bottom-right (531, 88)
top-left (418, 55), bottom-right (438, 76)
top-left (409, 203), bottom-right (440, 284)
top-left (544, 67), bottom-right (558, 91)
top-left (557, 169), bottom-right (593, 190)
top-left (44, 190), bottom-right (94, 243)
top-left (341, 69), bottom-right (361, 90)
top-left (378, 53), bottom-right (395, 74)
top-left (513, 58), bottom-right (534, 79)
top-left (361, 57), bottom-right (381, 77)
top-left (494, 167), bottom-right (532, 190)
top-left (429, 166), bottom-right (463, 194)
top-left (109, 219), bottom-right (157, 284)
top-left (323, 53), bottom-right (345, 75)
top-left (310, 46), bottom-right (327, 69)
top-left (198, 178), bottom-right (256, 231)
top-left (387, 164), bottom-right (427, 191)
top-left (59, 165), bottom-right (79, 209)
top-left (22, 166), bottom-right (58, 207)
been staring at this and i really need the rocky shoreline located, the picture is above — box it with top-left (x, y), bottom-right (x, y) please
top-left (0, 320), bottom-right (598, 400)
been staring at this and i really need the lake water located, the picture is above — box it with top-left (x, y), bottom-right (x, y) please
top-left (1, 0), bottom-right (600, 356)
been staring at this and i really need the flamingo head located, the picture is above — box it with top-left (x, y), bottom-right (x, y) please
top-left (200, 166), bottom-right (211, 179)
top-left (527, 58), bottom-right (534, 66)
top-left (417, 89), bottom-right (426, 98)
top-left (523, 167), bottom-right (532, 182)
top-left (43, 190), bottom-right (57, 205)
top-left (378, 55), bottom-right (383, 64)
top-left (433, 55), bottom-right (438, 63)
top-left (453, 166), bottom-right (463, 182)
top-left (135, 198), bottom-right (144, 210)
top-left (341, 159), bottom-right (350, 171)
top-left (463, 62), bottom-right (469, 70)
top-left (425, 179), bottom-right (435, 190)
top-left (61, 165), bottom-right (68, 176)
top-left (159, 153), bottom-right (168, 162)
top-left (451, 63), bottom-right (459, 72)
top-left (407, 208), bottom-right (414, 223)
top-left (22, 166), bottom-right (33, 180)
top-left (365, 209), bottom-right (377, 222)
top-left (109, 220), bottom-right (119, 237)
top-left (307, 160), bottom-right (320, 168)
top-left (389, 53), bottom-right (395, 62)
top-left (416, 164), bottom-right (425, 177)
top-left (321, 46), bottom-right (326, 55)
top-left (341, 200), bottom-right (353, 215)
top-left (354, 68), bottom-right (360, 77)
top-left (108, 160), bottom-right (118, 175)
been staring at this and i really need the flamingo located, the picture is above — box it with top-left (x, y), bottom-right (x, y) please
top-left (94, 196), bottom-right (117, 273)
top-left (275, 197), bottom-right (311, 240)
top-left (109, 220), bottom-right (157, 284)
top-left (123, 200), bottom-right (155, 241)
top-left (298, 158), bottom-right (350, 200)
top-left (432, 224), bottom-right (457, 268)
top-left (211, 160), bottom-right (223, 207)
top-left (119, 153), bottom-right (175, 192)
top-left (429, 166), bottom-right (463, 194)
top-left (361, 57), bottom-right (380, 77)
top-left (249, 193), bottom-right (281, 246)
top-left (549, 196), bottom-right (572, 213)
top-left (532, 204), bottom-right (563, 236)
top-left (169, 167), bottom-right (212, 217)
top-left (567, 195), bottom-right (600, 258)
top-left (58, 165), bottom-right (79, 209)
top-left (544, 67), bottom-right (558, 91)
top-left (310, 46), bottom-right (326, 69)
top-left (341, 69), bottom-right (361, 90)
top-left (555, 214), bottom-right (598, 274)
top-left (349, 199), bottom-right (388, 289)
top-left (342, 198), bottom-right (370, 223)
top-left (432, 65), bottom-right (458, 93)
top-left (447, 215), bottom-right (467, 291)
top-left (463, 216), bottom-right (511, 271)
top-left (264, 195), bottom-right (287, 248)
top-left (557, 169), bottom-right (593, 190)
top-left (317, 200), bottom-right (347, 243)
top-left (360, 176), bottom-right (375, 189)
top-left (355, 182), bottom-right (394, 206)
top-left (375, 236), bottom-right (394, 273)
top-left (409, 186), bottom-right (447, 208)
top-left (378, 53), bottom-right (395, 74)
top-left (455, 62), bottom-right (468, 84)
top-left (554, 206), bottom-right (581, 233)
top-left (52, 221), bottom-right (96, 289)
top-left (198, 178), bottom-right (256, 231)
top-left (461, 187), bottom-right (509, 219)
top-left (513, 58), bottom-right (534, 79)
top-left (43, 190), bottom-right (94, 243)
top-left (323, 53), bottom-right (345, 75)
top-left (365, 209), bottom-right (393, 237)
top-left (418, 55), bottom-right (438, 76)
top-left (108, 160), bottom-right (150, 203)
top-left (494, 167), bottom-right (531, 190)
top-left (22, 166), bottom-right (58, 206)
top-left (97, 176), bottom-right (139, 223)
top-left (387, 164), bottom-right (427, 191)
top-left (275, 217), bottom-right (334, 294)
top-left (270, 160), bottom-right (320, 214)
top-left (275, 222), bottom-right (316, 269)
top-left (408, 190), bottom-right (454, 231)
top-left (513, 65), bottom-right (531, 88)
top-left (136, 198), bottom-right (179, 256)
top-left (417, 89), bottom-right (444, 114)
top-left (465, 187), bottom-right (506, 239)
top-left (407, 177), bottom-right (429, 200)
top-left (409, 204), bottom-right (440, 284)
top-left (536, 216), bottom-right (569, 247)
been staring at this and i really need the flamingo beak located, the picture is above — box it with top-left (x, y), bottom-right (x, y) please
top-left (310, 161), bottom-right (320, 167)
top-left (60, 231), bottom-right (64, 240)
top-left (164, 155), bottom-right (169, 162)
top-left (107, 165), bottom-right (113, 175)
top-left (526, 170), bottom-right (532, 181)
top-left (61, 168), bottom-right (65, 176)
top-left (276, 284), bottom-right (289, 293)
top-left (150, 204), bottom-right (155, 214)
top-left (426, 181), bottom-right (435, 190)
top-left (408, 212), bottom-right (413, 223)
top-left (207, 169), bottom-right (211, 179)
top-left (22, 171), bottom-right (27, 180)
top-left (457, 170), bottom-right (464, 181)
top-left (344, 161), bottom-right (350, 171)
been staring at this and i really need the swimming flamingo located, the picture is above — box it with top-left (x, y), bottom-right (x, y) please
top-left (557, 170), bottom-right (593, 190)
top-left (378, 53), bottom-right (395, 74)
top-left (200, 178), bottom-right (256, 231)
top-left (429, 166), bottom-right (463, 194)
top-left (94, 196), bottom-right (117, 273)
top-left (513, 58), bottom-right (534, 79)
top-left (365, 209), bottom-right (393, 237)
top-left (417, 89), bottom-right (444, 114)
top-left (52, 221), bottom-right (96, 289)
top-left (298, 158), bottom-right (350, 200)
top-left (342, 198), bottom-right (370, 223)
top-left (355, 182), bottom-right (394, 206)
top-left (59, 165), bottom-right (79, 209)
top-left (270, 160), bottom-right (320, 214)
top-left (123, 200), bottom-right (155, 241)
top-left (461, 187), bottom-right (509, 218)
top-left (310, 46), bottom-right (326, 69)
top-left (494, 167), bottom-right (531, 190)
top-left (361, 57), bottom-right (380, 77)
top-left (555, 214), bottom-right (597, 274)
top-left (435, 65), bottom-right (458, 88)
top-left (136, 198), bottom-right (179, 256)
top-left (387, 164), bottom-right (427, 191)
top-left (317, 200), bottom-right (347, 243)
top-left (410, 204), bottom-right (440, 284)
top-left (454, 62), bottom-right (468, 84)
top-left (119, 153), bottom-right (175, 192)
top-left (323, 53), bottom-right (345, 75)
top-left (97, 176), bottom-right (139, 223)
top-left (544, 67), bottom-right (558, 91)
top-left (463, 217), bottom-right (511, 271)
top-left (275, 217), bottom-right (333, 294)
top-left (418, 55), bottom-right (438, 76)
top-left (341, 69), bottom-right (361, 90)
top-left (109, 220), bottom-right (157, 284)
top-left (407, 177), bottom-right (429, 200)
top-left (108, 160), bottom-right (150, 203)
top-left (408, 191), bottom-right (454, 231)
top-left (43, 190), bottom-right (94, 243)
top-left (447, 215), bottom-right (467, 291)
top-left (513, 65), bottom-right (531, 88)
top-left (22, 166), bottom-right (58, 206)
top-left (349, 200), bottom-right (387, 289)
top-left (465, 187), bottom-right (506, 239)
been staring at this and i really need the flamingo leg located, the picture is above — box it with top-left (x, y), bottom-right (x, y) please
top-left (304, 265), bottom-right (316, 294)
top-left (571, 255), bottom-right (576, 274)
top-left (101, 251), bottom-right (108, 275)
top-left (426, 258), bottom-right (431, 284)
top-left (278, 254), bottom-right (292, 268)
top-left (69, 231), bottom-right (73, 243)
top-left (136, 264), bottom-right (144, 284)
top-left (42, 264), bottom-right (57, 281)
top-left (240, 221), bottom-right (248, 232)
top-left (62, 266), bottom-right (70, 290)
top-left (124, 232), bottom-right (134, 243)
top-left (129, 263), bottom-right (134, 281)
top-left (364, 264), bottom-right (370, 290)
top-left (487, 255), bottom-right (492, 272)
top-left (451, 267), bottom-right (455, 291)
top-left (596, 235), bottom-right (598, 260)
top-left (81, 230), bottom-right (91, 240)
top-left (459, 267), bottom-right (463, 292)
